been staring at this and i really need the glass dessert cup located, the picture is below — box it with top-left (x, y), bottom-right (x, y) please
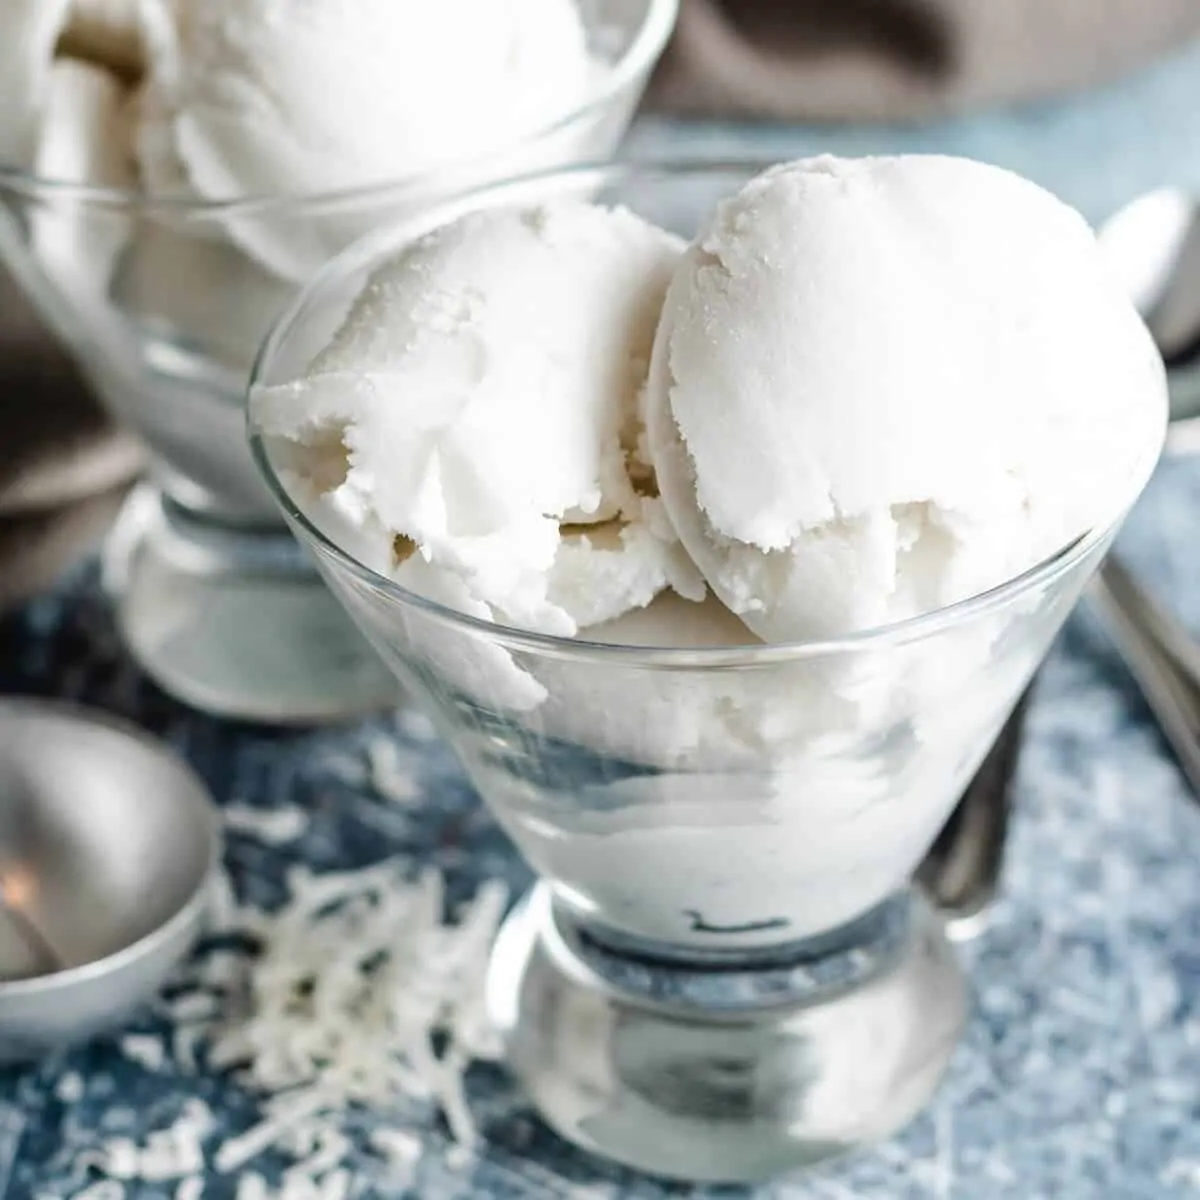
top-left (248, 162), bottom-right (1153, 1183)
top-left (0, 0), bottom-right (677, 724)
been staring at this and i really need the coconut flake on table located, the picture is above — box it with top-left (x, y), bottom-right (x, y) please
top-left (118, 1032), bottom-right (168, 1071)
top-left (222, 802), bottom-right (309, 846)
top-left (74, 1099), bottom-right (213, 1184)
top-left (62, 858), bottom-right (505, 1196)
top-left (142, 860), bottom-right (505, 1189)
top-left (364, 736), bottom-right (423, 805)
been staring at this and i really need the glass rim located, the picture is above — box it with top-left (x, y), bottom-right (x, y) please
top-left (247, 156), bottom-right (1160, 667)
top-left (0, 0), bottom-right (678, 215)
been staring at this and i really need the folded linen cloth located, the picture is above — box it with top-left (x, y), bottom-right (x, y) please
top-left (648, 0), bottom-right (1200, 121)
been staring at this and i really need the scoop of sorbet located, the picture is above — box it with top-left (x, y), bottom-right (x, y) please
top-left (644, 153), bottom-right (1167, 642)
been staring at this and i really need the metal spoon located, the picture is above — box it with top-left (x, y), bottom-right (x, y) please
top-left (919, 685), bottom-right (1032, 932)
top-left (1098, 188), bottom-right (1200, 447)
top-left (0, 699), bottom-right (218, 1062)
top-left (1086, 192), bottom-right (1200, 793)
top-left (0, 874), bottom-right (64, 979)
top-left (1089, 555), bottom-right (1200, 797)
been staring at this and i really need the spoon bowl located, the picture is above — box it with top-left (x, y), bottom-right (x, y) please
top-left (1097, 188), bottom-right (1200, 447)
top-left (0, 698), bottom-right (218, 1063)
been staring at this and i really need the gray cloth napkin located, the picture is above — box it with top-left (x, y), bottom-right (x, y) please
top-left (0, 266), bottom-right (141, 612)
top-left (648, 0), bottom-right (1200, 121)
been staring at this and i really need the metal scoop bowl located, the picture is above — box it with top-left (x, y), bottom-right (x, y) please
top-left (0, 698), bottom-right (218, 1063)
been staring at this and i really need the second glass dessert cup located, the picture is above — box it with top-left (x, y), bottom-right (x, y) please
top-left (0, 0), bottom-right (676, 722)
top-left (248, 162), bottom-right (1156, 1182)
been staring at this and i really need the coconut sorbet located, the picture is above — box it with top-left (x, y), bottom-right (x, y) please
top-left (0, 0), bottom-right (610, 363)
top-left (253, 155), bottom-right (1166, 948)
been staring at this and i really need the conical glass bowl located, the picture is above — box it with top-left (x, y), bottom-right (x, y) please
top-left (248, 161), bottom-right (1160, 1182)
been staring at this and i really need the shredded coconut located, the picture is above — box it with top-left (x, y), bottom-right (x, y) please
top-left (223, 803), bottom-right (309, 846)
top-left (69, 1182), bottom-right (125, 1200)
top-left (368, 1127), bottom-right (424, 1167)
top-left (119, 1033), bottom-right (167, 1072)
top-left (236, 1175), bottom-right (269, 1200)
top-left (76, 861), bottom-right (506, 1194)
top-left (204, 863), bottom-right (506, 1153)
top-left (73, 1100), bottom-right (213, 1190)
top-left (365, 736), bottom-right (422, 805)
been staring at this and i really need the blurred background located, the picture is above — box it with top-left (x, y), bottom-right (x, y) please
top-left (6, 0), bottom-right (1200, 615)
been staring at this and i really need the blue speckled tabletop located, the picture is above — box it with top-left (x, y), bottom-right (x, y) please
top-left (6, 46), bottom-right (1200, 1200)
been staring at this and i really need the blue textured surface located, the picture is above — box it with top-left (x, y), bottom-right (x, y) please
top-left (7, 54), bottom-right (1200, 1196)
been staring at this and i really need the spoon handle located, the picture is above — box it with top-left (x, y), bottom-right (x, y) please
top-left (919, 683), bottom-right (1032, 926)
top-left (1089, 555), bottom-right (1200, 797)
top-left (0, 899), bottom-right (62, 978)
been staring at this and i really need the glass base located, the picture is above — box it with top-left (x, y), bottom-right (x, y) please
top-left (101, 484), bottom-right (399, 724)
top-left (488, 885), bottom-right (967, 1184)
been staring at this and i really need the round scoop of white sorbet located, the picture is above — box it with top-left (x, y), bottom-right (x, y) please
top-left (253, 200), bottom-right (702, 637)
top-left (645, 154), bottom-right (1168, 642)
top-left (138, 0), bottom-right (591, 197)
top-left (134, 0), bottom-right (596, 280)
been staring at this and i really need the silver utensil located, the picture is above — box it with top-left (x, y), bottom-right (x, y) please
top-left (1089, 556), bottom-right (1200, 796)
top-left (919, 685), bottom-right (1032, 934)
top-left (0, 884), bottom-right (63, 977)
top-left (1085, 192), bottom-right (1200, 792)
top-left (1098, 188), bottom-right (1200, 450)
top-left (0, 698), bottom-right (219, 1063)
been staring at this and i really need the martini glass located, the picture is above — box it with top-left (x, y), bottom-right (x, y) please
top-left (248, 161), bottom-right (1159, 1181)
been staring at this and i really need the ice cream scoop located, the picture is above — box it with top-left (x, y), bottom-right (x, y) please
top-left (138, 0), bottom-right (592, 198)
top-left (133, 0), bottom-right (597, 280)
top-left (645, 154), bottom-right (1168, 642)
top-left (253, 201), bottom-right (702, 636)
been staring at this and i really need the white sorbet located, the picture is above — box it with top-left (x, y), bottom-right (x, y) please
top-left (645, 154), bottom-right (1168, 642)
top-left (133, 0), bottom-right (597, 281)
top-left (252, 200), bottom-right (703, 639)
